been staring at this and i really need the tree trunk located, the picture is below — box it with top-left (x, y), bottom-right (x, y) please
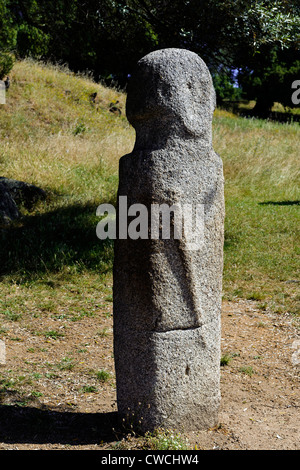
top-left (253, 95), bottom-right (274, 118)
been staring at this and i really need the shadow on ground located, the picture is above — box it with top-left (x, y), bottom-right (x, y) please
top-left (219, 101), bottom-right (300, 123)
top-left (0, 201), bottom-right (114, 280)
top-left (258, 200), bottom-right (300, 206)
top-left (0, 405), bottom-right (119, 445)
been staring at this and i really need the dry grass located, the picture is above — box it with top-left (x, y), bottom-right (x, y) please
top-left (0, 58), bottom-right (299, 313)
top-left (212, 109), bottom-right (299, 316)
top-left (213, 108), bottom-right (299, 199)
top-left (0, 58), bottom-right (299, 451)
top-left (1, 59), bottom-right (134, 202)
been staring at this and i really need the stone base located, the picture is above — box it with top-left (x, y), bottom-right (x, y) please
top-left (114, 325), bottom-right (220, 433)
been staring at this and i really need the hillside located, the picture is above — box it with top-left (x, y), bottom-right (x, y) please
top-left (0, 60), bottom-right (299, 450)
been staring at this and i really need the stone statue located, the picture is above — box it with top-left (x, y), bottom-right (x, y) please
top-left (113, 48), bottom-right (225, 432)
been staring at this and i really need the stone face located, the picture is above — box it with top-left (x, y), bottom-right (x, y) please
top-left (113, 48), bottom-right (225, 432)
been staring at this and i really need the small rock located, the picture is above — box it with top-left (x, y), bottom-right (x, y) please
top-left (0, 340), bottom-right (6, 365)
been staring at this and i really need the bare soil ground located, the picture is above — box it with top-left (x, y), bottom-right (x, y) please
top-left (0, 298), bottom-right (299, 450)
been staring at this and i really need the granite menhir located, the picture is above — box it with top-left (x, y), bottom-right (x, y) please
top-left (113, 48), bottom-right (225, 432)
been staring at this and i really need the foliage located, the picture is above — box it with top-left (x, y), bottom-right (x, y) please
top-left (143, 428), bottom-right (190, 450)
top-left (235, 2), bottom-right (300, 114)
top-left (0, 0), bottom-right (299, 108)
top-left (16, 24), bottom-right (50, 58)
top-left (96, 370), bottom-right (111, 382)
top-left (238, 46), bottom-right (300, 115)
top-left (1, 59), bottom-right (299, 318)
top-left (0, 0), bottom-right (17, 78)
top-left (240, 1), bottom-right (300, 50)
top-left (212, 70), bottom-right (243, 104)
top-left (0, 51), bottom-right (15, 79)
top-left (220, 354), bottom-right (232, 366)
top-left (0, 0), bottom-right (17, 50)
top-left (122, 1), bottom-right (300, 112)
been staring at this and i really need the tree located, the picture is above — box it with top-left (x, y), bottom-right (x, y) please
top-left (238, 46), bottom-right (300, 116)
top-left (94, 0), bottom-right (300, 112)
top-left (123, 1), bottom-right (300, 113)
top-left (235, 1), bottom-right (300, 115)
top-left (5, 0), bottom-right (158, 85)
top-left (0, 0), bottom-right (17, 78)
top-left (2, 0), bottom-right (300, 112)
top-left (212, 69), bottom-right (243, 105)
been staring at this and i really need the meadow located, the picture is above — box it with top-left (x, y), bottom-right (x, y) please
top-left (0, 59), bottom-right (298, 317)
top-left (0, 60), bottom-right (299, 449)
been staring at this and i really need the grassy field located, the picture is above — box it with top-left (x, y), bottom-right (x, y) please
top-left (0, 59), bottom-right (298, 320)
top-left (214, 110), bottom-right (299, 315)
top-left (0, 59), bottom-right (132, 318)
top-left (0, 59), bottom-right (299, 450)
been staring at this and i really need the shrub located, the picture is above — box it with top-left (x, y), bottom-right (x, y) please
top-left (0, 51), bottom-right (14, 80)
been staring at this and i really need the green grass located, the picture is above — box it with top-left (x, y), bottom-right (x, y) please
top-left (143, 428), bottom-right (190, 450)
top-left (239, 366), bottom-right (255, 377)
top-left (44, 330), bottom-right (65, 340)
top-left (96, 370), bottom-right (111, 383)
top-left (220, 353), bottom-right (232, 366)
top-left (213, 110), bottom-right (299, 316)
top-left (114, 428), bottom-right (191, 450)
top-left (80, 385), bottom-right (98, 393)
top-left (0, 59), bottom-right (299, 322)
top-left (57, 356), bottom-right (76, 371)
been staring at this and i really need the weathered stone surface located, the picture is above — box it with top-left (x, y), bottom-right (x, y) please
top-left (113, 48), bottom-right (225, 432)
top-left (0, 182), bottom-right (19, 224)
top-left (0, 177), bottom-right (46, 224)
top-left (0, 177), bottom-right (46, 209)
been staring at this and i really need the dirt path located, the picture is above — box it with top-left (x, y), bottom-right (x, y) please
top-left (0, 299), bottom-right (299, 450)
top-left (189, 300), bottom-right (299, 450)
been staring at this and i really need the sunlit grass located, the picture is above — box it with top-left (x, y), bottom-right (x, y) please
top-left (212, 110), bottom-right (299, 315)
top-left (0, 59), bottom-right (299, 318)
